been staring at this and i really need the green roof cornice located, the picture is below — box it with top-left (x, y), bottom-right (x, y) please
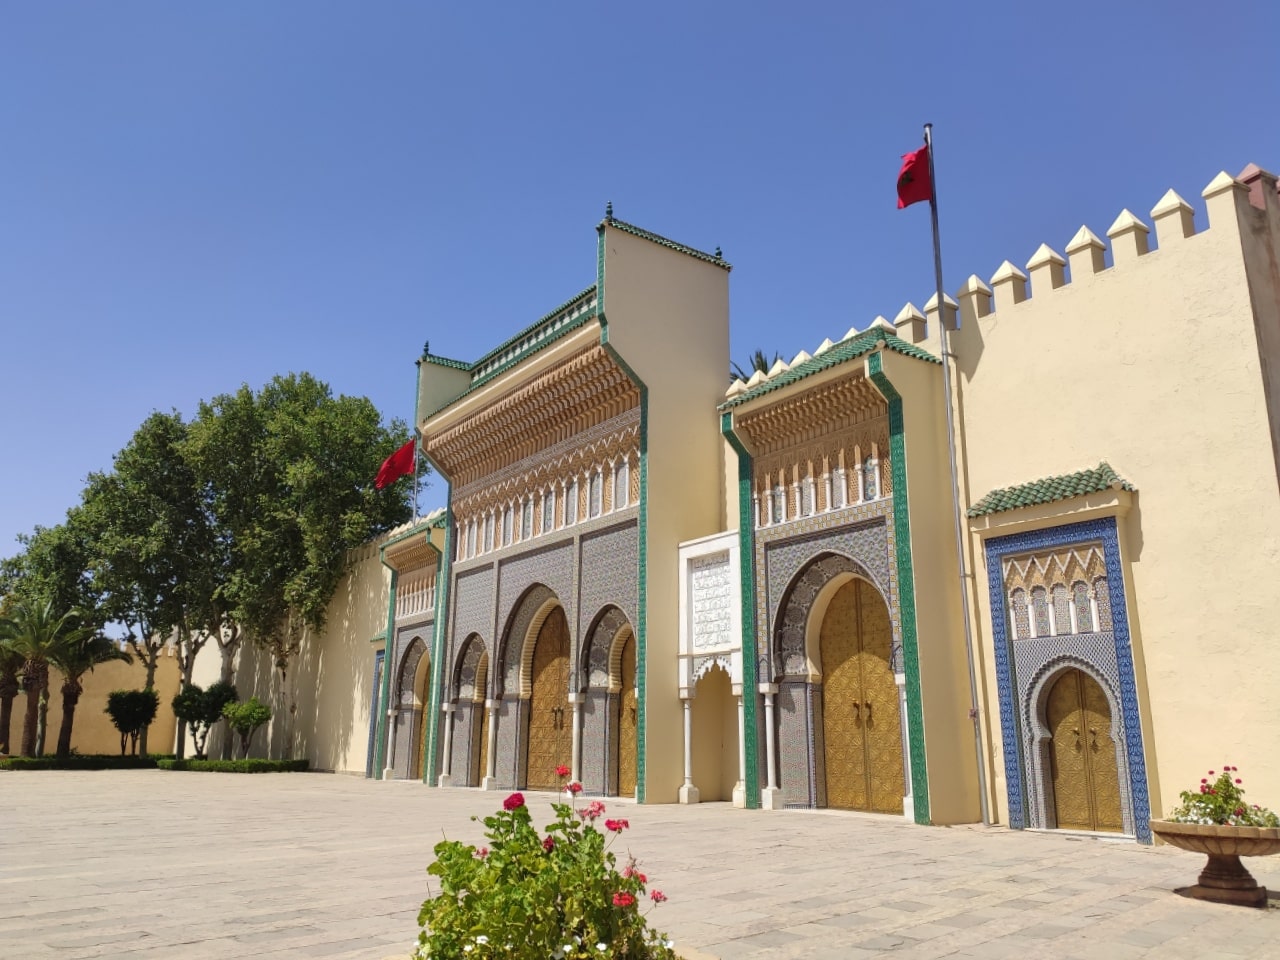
top-left (968, 463), bottom-right (1135, 517)
top-left (421, 354), bottom-right (469, 371)
top-left (600, 216), bottom-right (732, 271)
top-left (719, 329), bottom-right (939, 410)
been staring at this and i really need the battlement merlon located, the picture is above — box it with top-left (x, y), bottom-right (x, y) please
top-left (914, 165), bottom-right (1280, 364)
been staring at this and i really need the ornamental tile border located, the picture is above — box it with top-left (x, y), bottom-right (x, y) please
top-left (983, 517), bottom-right (1151, 843)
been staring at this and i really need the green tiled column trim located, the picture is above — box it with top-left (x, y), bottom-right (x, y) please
top-left (720, 412), bottom-right (760, 808)
top-left (373, 563), bottom-right (398, 779)
top-left (867, 351), bottom-right (930, 825)
top-left (597, 221), bottom-right (648, 802)
top-left (424, 470), bottom-right (453, 785)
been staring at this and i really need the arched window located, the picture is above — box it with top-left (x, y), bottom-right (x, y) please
top-left (503, 505), bottom-right (513, 546)
top-left (831, 467), bottom-right (846, 510)
top-left (1093, 576), bottom-right (1112, 631)
top-left (1031, 587), bottom-right (1050, 638)
top-left (483, 513), bottom-right (494, 553)
top-left (542, 489), bottom-right (555, 533)
top-left (1052, 583), bottom-right (1070, 635)
top-left (614, 459), bottom-right (629, 509)
top-left (522, 498), bottom-right (534, 540)
top-left (772, 483), bottom-right (785, 524)
top-left (862, 455), bottom-right (878, 501)
top-left (1072, 581), bottom-right (1093, 633)
top-left (800, 472), bottom-right (814, 517)
top-left (1011, 589), bottom-right (1030, 640)
top-left (466, 520), bottom-right (477, 559)
top-left (589, 470), bottom-right (603, 518)
top-left (565, 480), bottom-right (578, 525)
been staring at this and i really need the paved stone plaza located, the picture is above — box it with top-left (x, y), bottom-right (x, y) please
top-left (1, 771), bottom-right (1276, 959)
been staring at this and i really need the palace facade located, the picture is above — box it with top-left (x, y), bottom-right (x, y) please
top-left (198, 163), bottom-right (1280, 843)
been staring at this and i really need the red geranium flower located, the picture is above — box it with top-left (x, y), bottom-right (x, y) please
top-left (612, 892), bottom-right (635, 907)
top-left (581, 800), bottom-right (606, 821)
top-left (476, 846), bottom-right (489, 859)
top-left (650, 890), bottom-right (667, 903)
top-left (566, 781), bottom-right (583, 795)
top-left (543, 836), bottom-right (556, 851)
top-left (605, 818), bottom-right (629, 833)
top-left (555, 764), bottom-right (571, 778)
top-left (503, 792), bottom-right (525, 811)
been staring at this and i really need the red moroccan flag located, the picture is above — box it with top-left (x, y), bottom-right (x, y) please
top-left (897, 145), bottom-right (932, 209)
top-left (375, 440), bottom-right (416, 490)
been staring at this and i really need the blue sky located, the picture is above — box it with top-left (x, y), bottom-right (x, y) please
top-left (2, 3), bottom-right (1277, 552)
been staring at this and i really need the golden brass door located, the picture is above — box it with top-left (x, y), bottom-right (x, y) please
top-left (618, 632), bottom-right (638, 798)
top-left (475, 703), bottom-right (490, 786)
top-left (1047, 669), bottom-right (1123, 832)
top-left (820, 579), bottom-right (904, 814)
top-left (526, 607), bottom-right (571, 790)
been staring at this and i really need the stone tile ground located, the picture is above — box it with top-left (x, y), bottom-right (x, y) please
top-left (1, 771), bottom-right (1276, 959)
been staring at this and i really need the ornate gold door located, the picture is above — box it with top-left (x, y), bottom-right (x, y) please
top-left (618, 632), bottom-right (638, 798)
top-left (1047, 669), bottom-right (1123, 832)
top-left (526, 607), bottom-right (571, 790)
top-left (475, 703), bottom-right (490, 786)
top-left (411, 710), bottom-right (427, 781)
top-left (821, 579), bottom-right (904, 814)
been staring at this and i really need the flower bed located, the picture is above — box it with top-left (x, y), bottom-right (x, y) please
top-left (415, 767), bottom-right (677, 959)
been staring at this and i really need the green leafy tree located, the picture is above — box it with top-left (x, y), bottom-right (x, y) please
top-left (48, 633), bottom-right (132, 758)
top-left (81, 411), bottom-right (221, 756)
top-left (0, 641), bottom-right (20, 755)
top-left (222, 697), bottom-right (272, 759)
top-left (187, 373), bottom-right (414, 758)
top-left (171, 682), bottom-right (238, 759)
top-left (105, 689), bottom-right (159, 756)
top-left (730, 349), bottom-right (782, 383)
top-left (0, 599), bottom-right (94, 756)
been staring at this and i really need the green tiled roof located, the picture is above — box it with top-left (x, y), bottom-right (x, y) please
top-left (719, 327), bottom-right (940, 410)
top-left (604, 217), bottom-right (732, 271)
top-left (968, 463), bottom-right (1135, 517)
top-left (423, 285), bottom-right (599, 418)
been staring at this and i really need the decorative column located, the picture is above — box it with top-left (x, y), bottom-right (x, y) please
top-left (437, 703), bottom-right (455, 788)
top-left (760, 682), bottom-right (783, 809)
top-left (897, 675), bottom-right (914, 822)
top-left (732, 687), bottom-right (747, 808)
top-left (382, 706), bottom-right (398, 781)
top-left (568, 692), bottom-right (584, 783)
top-left (481, 699), bottom-right (499, 790)
top-left (678, 696), bottom-right (699, 804)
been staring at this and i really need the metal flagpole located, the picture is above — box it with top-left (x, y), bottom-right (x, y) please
top-left (924, 123), bottom-right (990, 825)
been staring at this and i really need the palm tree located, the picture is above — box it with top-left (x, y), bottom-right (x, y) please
top-left (48, 633), bottom-right (131, 758)
top-left (730, 349), bottom-right (781, 383)
top-left (0, 642), bottom-right (22, 755)
top-left (0, 599), bottom-right (94, 757)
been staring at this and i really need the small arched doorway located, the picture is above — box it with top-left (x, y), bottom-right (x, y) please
top-left (615, 630), bottom-right (638, 797)
top-left (1046, 668), bottom-right (1123, 832)
top-left (525, 606), bottom-right (572, 790)
top-left (691, 663), bottom-right (738, 801)
top-left (819, 578), bottom-right (903, 813)
top-left (409, 647), bottom-right (432, 780)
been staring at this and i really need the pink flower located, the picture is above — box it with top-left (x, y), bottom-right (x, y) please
top-left (1236, 779), bottom-right (1243, 785)
top-left (1209, 770), bottom-right (1215, 776)
top-left (605, 818), bottom-right (629, 833)
top-left (543, 836), bottom-right (556, 851)
top-left (1235, 807), bottom-right (1245, 817)
top-left (555, 764), bottom-right (571, 778)
top-left (476, 846), bottom-right (489, 859)
top-left (581, 800), bottom-right (606, 821)
top-left (566, 781), bottom-right (583, 795)
top-left (1201, 779), bottom-right (1208, 784)
top-left (503, 792), bottom-right (525, 811)
top-left (650, 890), bottom-right (667, 903)
top-left (622, 865), bottom-right (633, 879)
top-left (612, 892), bottom-right (635, 907)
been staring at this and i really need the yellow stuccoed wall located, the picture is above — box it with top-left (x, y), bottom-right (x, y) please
top-left (948, 172), bottom-right (1280, 821)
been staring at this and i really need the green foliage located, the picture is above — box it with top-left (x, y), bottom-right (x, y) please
top-left (47, 631), bottom-right (131, 758)
top-left (105, 689), bottom-right (160, 756)
top-left (171, 682), bottom-right (239, 759)
top-left (1169, 766), bottom-right (1280, 827)
top-left (729, 349), bottom-right (782, 383)
top-left (156, 757), bottom-right (308, 773)
top-left (0, 513), bottom-right (102, 619)
top-left (416, 773), bottom-right (676, 960)
top-left (0, 753), bottom-right (168, 770)
top-left (222, 696), bottom-right (272, 758)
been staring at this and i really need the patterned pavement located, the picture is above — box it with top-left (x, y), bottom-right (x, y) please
top-left (1, 771), bottom-right (1276, 959)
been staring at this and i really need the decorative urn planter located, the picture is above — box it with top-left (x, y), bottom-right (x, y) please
top-left (1150, 820), bottom-right (1280, 907)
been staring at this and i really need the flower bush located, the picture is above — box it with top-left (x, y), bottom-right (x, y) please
top-left (1167, 766), bottom-right (1280, 827)
top-left (414, 769), bottom-right (677, 959)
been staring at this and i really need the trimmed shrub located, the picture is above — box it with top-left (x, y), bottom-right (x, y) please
top-left (156, 758), bottom-right (309, 773)
top-left (0, 754), bottom-right (170, 771)
top-left (105, 690), bottom-right (160, 756)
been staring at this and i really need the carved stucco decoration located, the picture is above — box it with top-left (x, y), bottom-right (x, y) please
top-left (496, 584), bottom-right (556, 697)
top-left (582, 606), bottom-right (630, 691)
top-left (773, 553), bottom-right (885, 679)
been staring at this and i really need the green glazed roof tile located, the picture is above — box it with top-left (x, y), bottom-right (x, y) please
top-left (968, 462), bottom-right (1135, 517)
top-left (603, 217), bottom-right (732, 271)
top-left (719, 328), bottom-right (940, 410)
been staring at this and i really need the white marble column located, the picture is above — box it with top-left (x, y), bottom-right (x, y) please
top-left (437, 702), bottom-right (455, 788)
top-left (382, 707), bottom-right (398, 781)
top-left (568, 692), bottom-right (584, 783)
top-left (760, 683), bottom-right (784, 809)
top-left (897, 675), bottom-right (914, 822)
top-left (481, 699), bottom-right (499, 790)
top-left (678, 696), bottom-right (699, 804)
top-left (732, 688), bottom-right (747, 808)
